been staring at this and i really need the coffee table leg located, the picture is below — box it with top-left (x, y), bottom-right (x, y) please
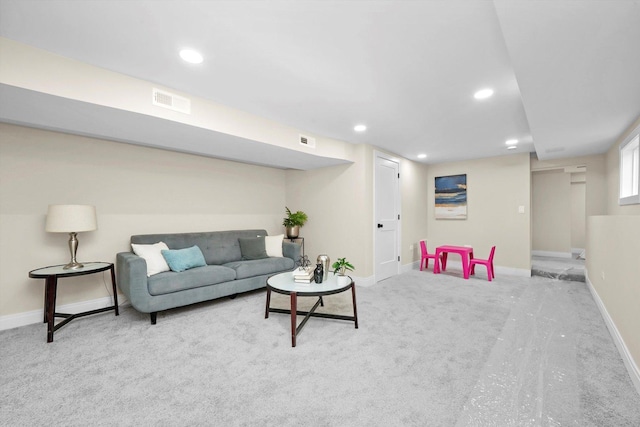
top-left (265, 288), bottom-right (271, 318)
top-left (351, 284), bottom-right (359, 329)
top-left (291, 292), bottom-right (297, 347)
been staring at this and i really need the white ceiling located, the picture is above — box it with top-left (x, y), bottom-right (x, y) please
top-left (1, 0), bottom-right (639, 167)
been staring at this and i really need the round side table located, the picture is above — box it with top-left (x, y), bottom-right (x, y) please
top-left (29, 262), bottom-right (119, 342)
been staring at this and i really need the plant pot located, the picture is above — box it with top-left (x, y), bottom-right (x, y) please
top-left (285, 225), bottom-right (300, 239)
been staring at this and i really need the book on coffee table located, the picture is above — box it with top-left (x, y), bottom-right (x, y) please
top-left (293, 266), bottom-right (314, 281)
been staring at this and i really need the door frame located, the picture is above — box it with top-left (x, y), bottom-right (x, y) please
top-left (373, 150), bottom-right (401, 282)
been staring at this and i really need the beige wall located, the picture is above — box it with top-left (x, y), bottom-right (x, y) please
top-left (400, 155), bottom-right (430, 265)
top-left (285, 145), bottom-right (430, 279)
top-left (532, 169), bottom-right (571, 254)
top-left (587, 216), bottom-right (640, 380)
top-left (606, 116), bottom-right (640, 215)
top-left (285, 144), bottom-right (374, 277)
top-left (588, 116), bottom-right (640, 383)
top-left (570, 179), bottom-right (586, 250)
top-left (426, 153), bottom-right (531, 272)
top-left (0, 123), bottom-right (288, 316)
top-left (531, 154), bottom-right (607, 218)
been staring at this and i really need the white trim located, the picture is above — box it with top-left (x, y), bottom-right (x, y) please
top-left (0, 295), bottom-right (126, 331)
top-left (352, 275), bottom-right (376, 287)
top-left (619, 126), bottom-right (640, 205)
top-left (531, 250), bottom-right (572, 258)
top-left (585, 271), bottom-right (640, 395)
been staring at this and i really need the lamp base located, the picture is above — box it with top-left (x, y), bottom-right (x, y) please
top-left (63, 261), bottom-right (84, 270)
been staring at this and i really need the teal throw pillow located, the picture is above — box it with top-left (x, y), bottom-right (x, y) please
top-left (161, 245), bottom-right (207, 272)
top-left (238, 236), bottom-right (268, 260)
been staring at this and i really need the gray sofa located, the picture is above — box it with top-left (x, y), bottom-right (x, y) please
top-left (116, 229), bottom-right (300, 324)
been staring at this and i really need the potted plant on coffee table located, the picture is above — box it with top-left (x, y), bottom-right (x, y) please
top-left (332, 257), bottom-right (355, 276)
top-left (283, 207), bottom-right (308, 239)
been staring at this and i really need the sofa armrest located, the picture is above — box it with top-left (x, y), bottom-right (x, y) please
top-left (283, 241), bottom-right (302, 263)
top-left (116, 252), bottom-right (152, 312)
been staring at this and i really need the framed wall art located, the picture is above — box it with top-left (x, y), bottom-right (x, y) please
top-left (435, 174), bottom-right (467, 219)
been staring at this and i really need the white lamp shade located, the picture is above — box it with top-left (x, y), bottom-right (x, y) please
top-left (45, 205), bottom-right (97, 233)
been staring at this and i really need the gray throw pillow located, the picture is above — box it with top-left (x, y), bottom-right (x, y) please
top-left (238, 236), bottom-right (268, 260)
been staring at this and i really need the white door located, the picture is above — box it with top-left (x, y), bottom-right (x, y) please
top-left (375, 155), bottom-right (400, 282)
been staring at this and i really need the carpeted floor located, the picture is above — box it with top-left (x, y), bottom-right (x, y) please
top-left (1, 269), bottom-right (639, 426)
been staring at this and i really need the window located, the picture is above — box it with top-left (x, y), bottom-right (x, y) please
top-left (619, 126), bottom-right (640, 205)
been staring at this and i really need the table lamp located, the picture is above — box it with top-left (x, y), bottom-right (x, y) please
top-left (45, 204), bottom-right (97, 269)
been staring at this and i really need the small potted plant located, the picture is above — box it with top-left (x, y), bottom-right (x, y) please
top-left (332, 257), bottom-right (354, 276)
top-left (283, 207), bottom-right (308, 239)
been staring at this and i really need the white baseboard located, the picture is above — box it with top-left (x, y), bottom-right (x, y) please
top-left (0, 295), bottom-right (125, 331)
top-left (585, 271), bottom-right (640, 395)
top-left (532, 250), bottom-right (572, 258)
top-left (352, 274), bottom-right (376, 287)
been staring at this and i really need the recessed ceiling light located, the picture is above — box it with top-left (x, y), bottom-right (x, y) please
top-left (417, 154), bottom-right (427, 159)
top-left (179, 49), bottom-right (203, 64)
top-left (473, 88), bottom-right (494, 100)
top-left (354, 124), bottom-right (367, 132)
top-left (505, 139), bottom-right (518, 146)
top-left (507, 146), bottom-right (517, 150)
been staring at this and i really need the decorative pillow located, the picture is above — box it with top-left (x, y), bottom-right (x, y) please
top-left (238, 236), bottom-right (268, 260)
top-left (161, 245), bottom-right (207, 272)
top-left (264, 234), bottom-right (284, 257)
top-left (131, 242), bottom-right (170, 277)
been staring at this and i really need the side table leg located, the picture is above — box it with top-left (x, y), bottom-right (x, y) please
top-left (351, 284), bottom-right (359, 329)
top-left (291, 292), bottom-right (297, 347)
top-left (110, 266), bottom-right (119, 315)
top-left (45, 275), bottom-right (57, 343)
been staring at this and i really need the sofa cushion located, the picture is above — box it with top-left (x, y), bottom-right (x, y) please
top-left (131, 242), bottom-right (170, 276)
top-left (264, 234), bottom-right (284, 257)
top-left (238, 236), bottom-right (268, 260)
top-left (224, 257), bottom-right (295, 280)
top-left (161, 245), bottom-right (207, 272)
top-left (147, 265), bottom-right (237, 296)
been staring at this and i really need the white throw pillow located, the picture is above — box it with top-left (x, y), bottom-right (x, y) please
top-left (131, 242), bottom-right (170, 276)
top-left (264, 234), bottom-right (284, 257)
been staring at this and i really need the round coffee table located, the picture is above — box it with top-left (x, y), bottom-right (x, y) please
top-left (265, 272), bottom-right (359, 347)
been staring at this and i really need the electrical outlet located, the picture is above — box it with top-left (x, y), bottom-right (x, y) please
top-left (601, 271), bottom-right (605, 280)
top-left (409, 244), bottom-right (413, 251)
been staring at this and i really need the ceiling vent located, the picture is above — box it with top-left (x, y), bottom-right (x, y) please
top-left (152, 88), bottom-right (191, 114)
top-left (299, 134), bottom-right (316, 148)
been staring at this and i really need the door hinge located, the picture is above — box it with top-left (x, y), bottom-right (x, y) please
top-left (398, 256), bottom-right (400, 261)
top-left (398, 214), bottom-right (400, 220)
top-left (398, 173), bottom-right (400, 178)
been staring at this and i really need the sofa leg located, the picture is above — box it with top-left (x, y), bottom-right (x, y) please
top-left (150, 312), bottom-right (157, 325)
top-left (229, 294), bottom-right (237, 300)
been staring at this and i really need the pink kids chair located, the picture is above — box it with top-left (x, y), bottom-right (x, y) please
top-left (419, 240), bottom-right (439, 271)
top-left (469, 246), bottom-right (496, 281)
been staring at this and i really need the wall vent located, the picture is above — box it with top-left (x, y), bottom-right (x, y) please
top-left (152, 88), bottom-right (191, 114)
top-left (299, 134), bottom-right (316, 148)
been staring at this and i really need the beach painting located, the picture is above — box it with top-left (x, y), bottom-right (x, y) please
top-left (435, 174), bottom-right (467, 219)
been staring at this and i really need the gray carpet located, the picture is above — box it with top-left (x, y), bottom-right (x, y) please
top-left (1, 270), bottom-right (639, 426)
